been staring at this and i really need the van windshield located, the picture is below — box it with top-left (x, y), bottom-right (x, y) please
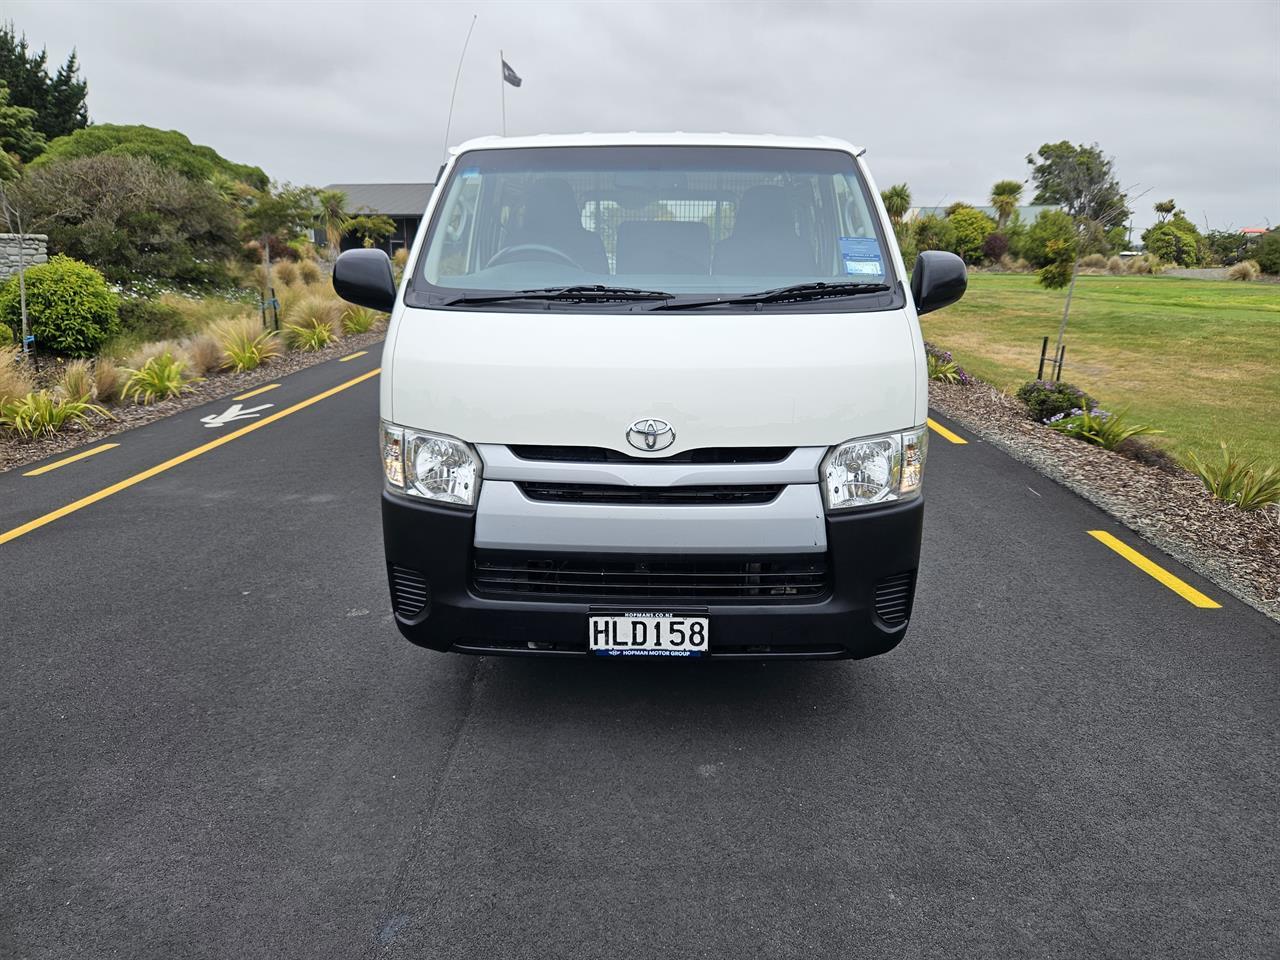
top-left (415, 145), bottom-right (895, 306)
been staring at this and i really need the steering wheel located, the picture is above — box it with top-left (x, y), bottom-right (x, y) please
top-left (485, 244), bottom-right (582, 270)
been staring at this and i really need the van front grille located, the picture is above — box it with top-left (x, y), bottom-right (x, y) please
top-left (472, 551), bottom-right (827, 604)
top-left (517, 482), bottom-right (783, 506)
top-left (508, 445), bottom-right (793, 464)
top-left (873, 571), bottom-right (915, 625)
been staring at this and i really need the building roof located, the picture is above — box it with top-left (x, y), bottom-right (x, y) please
top-left (905, 204), bottom-right (1058, 223)
top-left (324, 183), bottom-right (434, 217)
top-left (450, 132), bottom-right (865, 154)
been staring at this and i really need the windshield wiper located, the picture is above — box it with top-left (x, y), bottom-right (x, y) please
top-left (444, 285), bottom-right (673, 306)
top-left (653, 281), bottom-right (891, 311)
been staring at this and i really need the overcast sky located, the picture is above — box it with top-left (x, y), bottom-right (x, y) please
top-left (8, 0), bottom-right (1279, 231)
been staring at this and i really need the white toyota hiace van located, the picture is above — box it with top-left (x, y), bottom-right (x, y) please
top-left (333, 133), bottom-right (966, 660)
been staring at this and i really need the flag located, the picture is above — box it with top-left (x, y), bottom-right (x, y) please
top-left (502, 58), bottom-right (522, 88)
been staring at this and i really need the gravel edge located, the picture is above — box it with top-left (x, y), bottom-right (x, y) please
top-left (929, 381), bottom-right (1280, 624)
top-left (1, 331), bottom-right (386, 474)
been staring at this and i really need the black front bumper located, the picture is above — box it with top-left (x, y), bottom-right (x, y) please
top-left (381, 491), bottom-right (923, 660)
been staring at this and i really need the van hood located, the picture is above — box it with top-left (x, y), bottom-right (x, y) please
top-left (382, 307), bottom-right (924, 454)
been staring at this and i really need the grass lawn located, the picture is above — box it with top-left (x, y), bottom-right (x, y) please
top-left (920, 273), bottom-right (1280, 465)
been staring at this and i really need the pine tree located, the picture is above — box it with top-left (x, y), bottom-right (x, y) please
top-left (0, 22), bottom-right (89, 142)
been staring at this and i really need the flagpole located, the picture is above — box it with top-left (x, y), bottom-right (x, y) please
top-left (500, 49), bottom-right (507, 136)
top-left (442, 14), bottom-right (477, 162)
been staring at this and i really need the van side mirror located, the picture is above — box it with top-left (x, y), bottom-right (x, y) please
top-left (911, 251), bottom-right (967, 315)
top-left (333, 249), bottom-right (397, 313)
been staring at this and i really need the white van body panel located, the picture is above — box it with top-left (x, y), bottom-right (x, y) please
top-left (386, 305), bottom-right (920, 452)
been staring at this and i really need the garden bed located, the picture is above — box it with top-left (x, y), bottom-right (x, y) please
top-left (929, 379), bottom-right (1279, 623)
top-left (0, 330), bottom-right (384, 474)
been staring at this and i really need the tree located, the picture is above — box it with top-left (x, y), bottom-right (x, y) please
top-left (0, 81), bottom-right (43, 177)
top-left (0, 22), bottom-right (88, 140)
top-left (243, 183), bottom-right (319, 295)
top-left (1153, 199), bottom-right (1176, 224)
top-left (13, 153), bottom-right (239, 286)
top-left (316, 189), bottom-right (350, 261)
top-left (880, 183), bottom-right (911, 226)
top-left (344, 214), bottom-right (397, 249)
top-left (31, 124), bottom-right (267, 189)
top-left (1027, 141), bottom-right (1129, 224)
top-left (990, 179), bottom-right (1023, 230)
top-left (948, 206), bottom-right (996, 264)
top-left (1142, 212), bottom-right (1204, 267)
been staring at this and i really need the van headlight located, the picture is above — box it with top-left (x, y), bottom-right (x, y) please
top-left (380, 422), bottom-right (481, 507)
top-left (821, 426), bottom-right (927, 511)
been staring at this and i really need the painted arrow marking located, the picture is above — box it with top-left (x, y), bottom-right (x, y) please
top-left (200, 402), bottom-right (274, 428)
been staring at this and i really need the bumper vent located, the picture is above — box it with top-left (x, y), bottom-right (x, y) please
top-left (389, 564), bottom-right (430, 619)
top-left (472, 551), bottom-right (827, 604)
top-left (873, 571), bottom-right (916, 625)
top-left (517, 482), bottom-right (783, 506)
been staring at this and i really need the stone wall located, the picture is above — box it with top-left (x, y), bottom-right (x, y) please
top-left (0, 234), bottom-right (49, 280)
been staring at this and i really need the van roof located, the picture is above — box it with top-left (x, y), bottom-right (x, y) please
top-left (450, 132), bottom-right (863, 154)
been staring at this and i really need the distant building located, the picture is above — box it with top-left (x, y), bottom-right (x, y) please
top-left (904, 204), bottom-right (1057, 224)
top-left (321, 183), bottom-right (435, 254)
top-left (1240, 226), bottom-right (1269, 236)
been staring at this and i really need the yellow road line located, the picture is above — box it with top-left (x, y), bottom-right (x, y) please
top-left (233, 383), bottom-right (281, 401)
top-left (927, 418), bottom-right (967, 445)
top-left (23, 443), bottom-right (120, 477)
top-left (1087, 530), bottom-right (1220, 608)
top-left (1, 369), bottom-right (380, 547)
top-left (338, 351), bottom-right (368, 362)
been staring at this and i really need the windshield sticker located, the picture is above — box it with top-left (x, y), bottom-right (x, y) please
top-left (839, 236), bottom-right (883, 276)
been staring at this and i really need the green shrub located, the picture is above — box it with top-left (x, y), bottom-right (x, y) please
top-left (923, 342), bottom-right (973, 385)
top-left (1142, 221), bottom-right (1201, 266)
top-left (285, 316), bottom-right (335, 351)
top-left (1046, 408), bottom-right (1161, 450)
top-left (342, 305), bottom-right (381, 335)
top-left (0, 390), bottom-right (110, 438)
top-left (117, 297), bottom-right (191, 341)
top-left (1016, 380), bottom-right (1095, 423)
top-left (912, 214), bottom-right (956, 255)
top-left (928, 353), bottom-right (962, 383)
top-left (1023, 210), bottom-right (1077, 268)
top-left (0, 323), bottom-right (12, 346)
top-left (216, 318), bottom-right (281, 372)
top-left (947, 206), bottom-right (996, 264)
top-left (1185, 443), bottom-right (1280, 511)
top-left (123, 351), bottom-right (199, 404)
top-left (1252, 230), bottom-right (1280, 274)
top-left (0, 255), bottom-right (119, 357)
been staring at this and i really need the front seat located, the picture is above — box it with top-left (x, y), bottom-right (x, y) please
top-left (507, 179), bottom-right (608, 274)
top-left (713, 185), bottom-right (816, 276)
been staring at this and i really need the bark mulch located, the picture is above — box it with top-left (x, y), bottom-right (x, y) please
top-left (1, 331), bottom-right (386, 475)
top-left (929, 380), bottom-right (1279, 623)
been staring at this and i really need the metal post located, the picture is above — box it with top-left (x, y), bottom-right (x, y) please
top-left (1037, 336), bottom-right (1048, 380)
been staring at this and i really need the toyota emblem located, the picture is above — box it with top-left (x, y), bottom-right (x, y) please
top-left (626, 418), bottom-right (675, 452)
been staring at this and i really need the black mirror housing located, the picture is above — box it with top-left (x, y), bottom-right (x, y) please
top-left (333, 249), bottom-right (397, 313)
top-left (911, 251), bottom-right (967, 315)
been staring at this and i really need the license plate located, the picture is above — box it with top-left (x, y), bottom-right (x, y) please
top-left (588, 612), bottom-right (709, 657)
